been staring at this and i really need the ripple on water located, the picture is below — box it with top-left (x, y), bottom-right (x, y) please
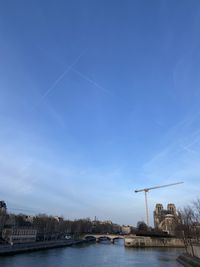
top-left (0, 241), bottom-right (184, 267)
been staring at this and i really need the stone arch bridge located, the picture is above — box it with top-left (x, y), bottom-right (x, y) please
top-left (84, 234), bottom-right (124, 243)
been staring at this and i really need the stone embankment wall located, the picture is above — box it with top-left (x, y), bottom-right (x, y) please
top-left (124, 236), bottom-right (184, 248)
top-left (0, 240), bottom-right (83, 256)
top-left (186, 243), bottom-right (200, 259)
top-left (177, 253), bottom-right (200, 267)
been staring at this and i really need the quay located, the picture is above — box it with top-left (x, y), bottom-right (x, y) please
top-left (0, 239), bottom-right (85, 256)
top-left (124, 236), bottom-right (184, 248)
top-left (0, 234), bottom-right (122, 256)
top-left (177, 243), bottom-right (200, 267)
top-left (177, 253), bottom-right (200, 267)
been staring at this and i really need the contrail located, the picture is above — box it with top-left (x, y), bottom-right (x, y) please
top-left (34, 49), bottom-right (112, 113)
top-left (72, 68), bottom-right (112, 95)
top-left (40, 53), bottom-right (83, 101)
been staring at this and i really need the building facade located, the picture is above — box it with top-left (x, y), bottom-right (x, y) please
top-left (0, 201), bottom-right (7, 212)
top-left (121, 225), bottom-right (131, 235)
top-left (154, 203), bottom-right (180, 235)
top-left (2, 228), bottom-right (37, 244)
top-left (0, 201), bottom-right (7, 234)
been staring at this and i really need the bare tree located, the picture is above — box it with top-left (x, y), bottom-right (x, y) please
top-left (176, 201), bottom-right (200, 256)
top-left (192, 199), bottom-right (200, 242)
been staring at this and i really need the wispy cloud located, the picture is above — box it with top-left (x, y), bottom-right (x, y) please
top-left (140, 111), bottom-right (200, 207)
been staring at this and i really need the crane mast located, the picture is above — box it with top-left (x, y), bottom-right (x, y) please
top-left (135, 181), bottom-right (184, 227)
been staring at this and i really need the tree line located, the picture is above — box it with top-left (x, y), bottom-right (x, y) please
top-left (1, 198), bottom-right (200, 243)
top-left (0, 210), bottom-right (121, 241)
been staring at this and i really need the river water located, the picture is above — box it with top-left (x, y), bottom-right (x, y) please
top-left (0, 240), bottom-right (183, 267)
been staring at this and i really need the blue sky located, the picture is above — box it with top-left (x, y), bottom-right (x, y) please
top-left (0, 0), bottom-right (200, 225)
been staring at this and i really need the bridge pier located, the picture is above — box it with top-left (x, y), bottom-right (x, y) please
top-left (84, 235), bottom-right (124, 244)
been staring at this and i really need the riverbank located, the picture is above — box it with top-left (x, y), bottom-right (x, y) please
top-left (0, 239), bottom-right (86, 256)
top-left (125, 236), bottom-right (184, 248)
top-left (177, 253), bottom-right (200, 267)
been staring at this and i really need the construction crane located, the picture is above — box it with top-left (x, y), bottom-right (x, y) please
top-left (135, 181), bottom-right (184, 227)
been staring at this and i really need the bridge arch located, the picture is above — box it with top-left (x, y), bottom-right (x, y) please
top-left (84, 234), bottom-right (124, 244)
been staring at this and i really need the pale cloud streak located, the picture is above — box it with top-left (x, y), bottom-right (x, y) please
top-left (40, 53), bottom-right (83, 101)
top-left (140, 111), bottom-right (200, 208)
top-left (71, 68), bottom-right (112, 95)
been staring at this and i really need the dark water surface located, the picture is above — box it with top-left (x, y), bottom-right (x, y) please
top-left (0, 240), bottom-right (183, 267)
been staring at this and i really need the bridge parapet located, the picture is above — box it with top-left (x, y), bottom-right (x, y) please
top-left (84, 234), bottom-right (124, 243)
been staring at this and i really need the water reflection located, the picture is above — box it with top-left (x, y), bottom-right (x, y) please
top-left (0, 240), bottom-right (184, 267)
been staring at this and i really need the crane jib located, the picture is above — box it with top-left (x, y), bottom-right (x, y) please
top-left (134, 181), bottom-right (184, 193)
top-left (134, 181), bottom-right (184, 227)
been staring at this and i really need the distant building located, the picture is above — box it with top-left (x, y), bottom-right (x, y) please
top-left (112, 223), bottom-right (121, 234)
top-left (0, 201), bottom-right (7, 233)
top-left (0, 201), bottom-right (7, 212)
top-left (54, 216), bottom-right (63, 223)
top-left (154, 203), bottom-right (180, 235)
top-left (121, 225), bottom-right (131, 235)
top-left (24, 215), bottom-right (34, 224)
top-left (102, 220), bottom-right (113, 225)
top-left (2, 228), bottom-right (37, 244)
top-left (92, 220), bottom-right (113, 225)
